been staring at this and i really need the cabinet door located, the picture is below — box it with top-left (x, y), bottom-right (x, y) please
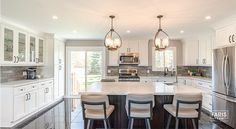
top-left (38, 88), bottom-right (46, 108)
top-left (29, 36), bottom-right (36, 63)
top-left (119, 41), bottom-right (128, 53)
top-left (26, 90), bottom-right (37, 114)
top-left (206, 37), bottom-right (212, 65)
top-left (198, 39), bottom-right (207, 65)
top-left (45, 86), bottom-right (53, 104)
top-left (14, 93), bottom-right (27, 120)
top-left (2, 27), bottom-right (15, 63)
top-left (58, 66), bottom-right (65, 97)
top-left (128, 40), bottom-right (139, 53)
top-left (16, 32), bottom-right (27, 63)
top-left (37, 38), bottom-right (44, 64)
top-left (215, 24), bottom-right (236, 48)
top-left (108, 50), bottom-right (119, 66)
top-left (139, 40), bottom-right (148, 66)
top-left (183, 40), bottom-right (199, 65)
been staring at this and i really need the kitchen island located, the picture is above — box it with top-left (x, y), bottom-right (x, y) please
top-left (80, 82), bottom-right (202, 129)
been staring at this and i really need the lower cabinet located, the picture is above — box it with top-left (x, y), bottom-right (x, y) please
top-left (177, 77), bottom-right (212, 113)
top-left (0, 79), bottom-right (55, 127)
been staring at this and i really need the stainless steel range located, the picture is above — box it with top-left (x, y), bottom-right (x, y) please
top-left (118, 69), bottom-right (140, 82)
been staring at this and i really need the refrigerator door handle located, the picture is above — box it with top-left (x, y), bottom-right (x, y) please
top-left (225, 55), bottom-right (231, 92)
top-left (222, 56), bottom-right (226, 86)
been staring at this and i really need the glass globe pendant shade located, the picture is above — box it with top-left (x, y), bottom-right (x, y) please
top-left (104, 15), bottom-right (122, 51)
top-left (154, 15), bottom-right (169, 51)
top-left (154, 29), bottom-right (169, 51)
top-left (104, 29), bottom-right (122, 51)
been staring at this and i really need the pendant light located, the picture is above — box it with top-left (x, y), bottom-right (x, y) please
top-left (154, 15), bottom-right (169, 51)
top-left (104, 15), bottom-right (122, 51)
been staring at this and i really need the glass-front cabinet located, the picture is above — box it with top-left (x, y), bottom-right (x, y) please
top-left (0, 24), bottom-right (45, 65)
top-left (29, 36), bottom-right (36, 63)
top-left (17, 32), bottom-right (27, 63)
top-left (37, 38), bottom-right (44, 63)
top-left (2, 27), bottom-right (15, 63)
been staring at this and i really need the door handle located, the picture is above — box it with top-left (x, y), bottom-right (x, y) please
top-left (25, 94), bottom-right (28, 101)
top-left (13, 56), bottom-right (16, 63)
top-left (222, 56), bottom-right (226, 86)
top-left (28, 93), bottom-right (31, 100)
top-left (232, 34), bottom-right (235, 42)
top-left (229, 35), bottom-right (232, 43)
top-left (225, 56), bottom-right (231, 90)
top-left (17, 56), bottom-right (19, 63)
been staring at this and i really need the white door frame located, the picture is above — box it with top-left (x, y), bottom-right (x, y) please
top-left (65, 46), bottom-right (106, 97)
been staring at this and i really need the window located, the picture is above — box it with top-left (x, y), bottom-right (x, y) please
top-left (152, 47), bottom-right (176, 71)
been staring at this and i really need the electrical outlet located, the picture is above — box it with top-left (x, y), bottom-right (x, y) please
top-left (23, 71), bottom-right (27, 76)
top-left (147, 69), bottom-right (150, 74)
top-left (107, 69), bottom-right (111, 73)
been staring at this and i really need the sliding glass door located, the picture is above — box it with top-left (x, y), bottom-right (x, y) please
top-left (66, 47), bottom-right (105, 96)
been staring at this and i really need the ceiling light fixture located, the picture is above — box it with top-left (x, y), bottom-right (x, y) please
top-left (154, 15), bottom-right (169, 51)
top-left (126, 30), bottom-right (131, 33)
top-left (180, 30), bottom-right (184, 34)
top-left (205, 16), bottom-right (211, 20)
top-left (104, 15), bottom-right (122, 51)
top-left (52, 15), bottom-right (58, 20)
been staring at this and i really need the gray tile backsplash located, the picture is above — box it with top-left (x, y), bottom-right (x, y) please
top-left (107, 65), bottom-right (212, 78)
top-left (0, 66), bottom-right (44, 83)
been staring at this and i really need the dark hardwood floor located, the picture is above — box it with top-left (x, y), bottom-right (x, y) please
top-left (5, 98), bottom-right (234, 129)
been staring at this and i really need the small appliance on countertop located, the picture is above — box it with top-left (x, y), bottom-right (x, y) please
top-left (118, 68), bottom-right (140, 82)
top-left (25, 68), bottom-right (37, 80)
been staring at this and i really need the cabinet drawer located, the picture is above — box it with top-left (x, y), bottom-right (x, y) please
top-left (14, 86), bottom-right (28, 95)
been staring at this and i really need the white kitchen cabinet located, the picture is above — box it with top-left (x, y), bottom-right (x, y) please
top-left (0, 23), bottom-right (45, 66)
top-left (108, 50), bottom-right (119, 66)
top-left (139, 40), bottom-right (149, 66)
top-left (198, 35), bottom-right (212, 66)
top-left (54, 39), bottom-right (65, 99)
top-left (119, 40), bottom-right (139, 53)
top-left (0, 79), bottom-right (55, 127)
top-left (215, 24), bottom-right (236, 48)
top-left (183, 39), bottom-right (199, 65)
top-left (14, 94), bottom-right (27, 120)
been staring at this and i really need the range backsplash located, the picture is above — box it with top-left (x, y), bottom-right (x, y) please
top-left (107, 65), bottom-right (212, 78)
top-left (0, 66), bottom-right (44, 83)
top-left (107, 65), bottom-right (176, 76)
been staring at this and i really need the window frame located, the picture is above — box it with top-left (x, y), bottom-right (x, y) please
top-left (152, 47), bottom-right (177, 71)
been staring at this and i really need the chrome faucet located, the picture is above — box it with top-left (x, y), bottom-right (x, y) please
top-left (164, 67), bottom-right (169, 76)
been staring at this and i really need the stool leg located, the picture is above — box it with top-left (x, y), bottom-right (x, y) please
top-left (86, 120), bottom-right (91, 129)
top-left (192, 119), bottom-right (197, 129)
top-left (107, 119), bottom-right (111, 129)
top-left (145, 118), bottom-right (151, 129)
top-left (130, 118), bottom-right (134, 129)
top-left (90, 120), bottom-right (94, 129)
top-left (166, 114), bottom-right (172, 129)
top-left (103, 120), bottom-right (108, 129)
top-left (184, 119), bottom-right (187, 129)
top-left (175, 118), bottom-right (179, 129)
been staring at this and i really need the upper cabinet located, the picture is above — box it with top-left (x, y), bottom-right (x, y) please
top-left (138, 40), bottom-right (149, 66)
top-left (183, 34), bottom-right (213, 66)
top-left (215, 24), bottom-right (236, 48)
top-left (119, 40), bottom-right (139, 53)
top-left (0, 23), bottom-right (45, 66)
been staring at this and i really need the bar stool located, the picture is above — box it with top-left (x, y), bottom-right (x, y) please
top-left (81, 94), bottom-right (115, 129)
top-left (126, 94), bottom-right (154, 129)
top-left (164, 93), bottom-right (202, 129)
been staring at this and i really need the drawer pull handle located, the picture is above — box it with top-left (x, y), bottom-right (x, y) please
top-left (20, 89), bottom-right (24, 91)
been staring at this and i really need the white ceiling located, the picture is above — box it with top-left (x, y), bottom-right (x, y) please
top-left (2, 0), bottom-right (236, 40)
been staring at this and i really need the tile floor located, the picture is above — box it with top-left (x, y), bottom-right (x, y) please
top-left (7, 99), bottom-right (234, 129)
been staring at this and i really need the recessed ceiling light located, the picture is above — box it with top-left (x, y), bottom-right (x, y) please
top-left (73, 30), bottom-right (77, 33)
top-left (205, 16), bottom-right (211, 20)
top-left (180, 30), bottom-right (184, 34)
top-left (126, 30), bottom-right (131, 33)
top-left (52, 15), bottom-right (58, 20)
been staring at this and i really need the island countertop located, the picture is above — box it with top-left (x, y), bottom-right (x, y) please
top-left (79, 82), bottom-right (202, 95)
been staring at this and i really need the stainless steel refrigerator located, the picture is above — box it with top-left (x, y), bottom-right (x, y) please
top-left (213, 46), bottom-right (236, 128)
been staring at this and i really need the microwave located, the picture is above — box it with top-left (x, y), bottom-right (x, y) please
top-left (119, 53), bottom-right (139, 65)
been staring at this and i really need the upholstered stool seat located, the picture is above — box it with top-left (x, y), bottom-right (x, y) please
top-left (164, 93), bottom-right (202, 129)
top-left (126, 94), bottom-right (154, 129)
top-left (81, 94), bottom-right (114, 129)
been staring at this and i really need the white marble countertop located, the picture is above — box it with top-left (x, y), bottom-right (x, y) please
top-left (178, 76), bottom-right (212, 82)
top-left (0, 78), bottom-right (54, 87)
top-left (79, 82), bottom-right (202, 95)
